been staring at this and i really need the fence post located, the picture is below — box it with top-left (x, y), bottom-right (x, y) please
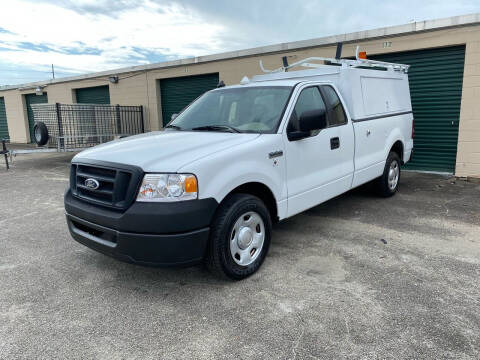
top-left (140, 106), bottom-right (145, 133)
top-left (2, 139), bottom-right (9, 170)
top-left (115, 104), bottom-right (121, 135)
top-left (55, 103), bottom-right (64, 150)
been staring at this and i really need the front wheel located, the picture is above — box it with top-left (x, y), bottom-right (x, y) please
top-left (376, 152), bottom-right (401, 197)
top-left (205, 193), bottom-right (272, 280)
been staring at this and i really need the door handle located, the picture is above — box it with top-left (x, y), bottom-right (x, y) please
top-left (330, 137), bottom-right (340, 150)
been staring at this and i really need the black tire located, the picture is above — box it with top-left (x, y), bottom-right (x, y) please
top-left (376, 152), bottom-right (401, 197)
top-left (33, 122), bottom-right (49, 146)
top-left (205, 193), bottom-right (272, 280)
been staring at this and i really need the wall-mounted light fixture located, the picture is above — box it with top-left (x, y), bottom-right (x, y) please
top-left (35, 86), bottom-right (44, 96)
top-left (109, 75), bottom-right (119, 84)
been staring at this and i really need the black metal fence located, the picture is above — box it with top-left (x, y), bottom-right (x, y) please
top-left (31, 103), bottom-right (144, 150)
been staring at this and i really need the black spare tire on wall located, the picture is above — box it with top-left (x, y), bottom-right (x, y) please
top-left (33, 122), bottom-right (49, 146)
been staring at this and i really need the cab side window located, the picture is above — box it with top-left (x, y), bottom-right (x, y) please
top-left (321, 86), bottom-right (347, 126)
top-left (288, 86), bottom-right (326, 135)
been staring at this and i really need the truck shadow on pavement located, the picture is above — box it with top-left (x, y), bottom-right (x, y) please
top-left (78, 182), bottom-right (380, 286)
top-left (77, 171), bottom-right (479, 288)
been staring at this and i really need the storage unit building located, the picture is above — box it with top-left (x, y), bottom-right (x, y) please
top-left (25, 93), bottom-right (48, 143)
top-left (160, 73), bottom-right (219, 126)
top-left (371, 45), bottom-right (466, 173)
top-left (0, 97), bottom-right (9, 141)
top-left (76, 85), bottom-right (110, 104)
top-left (0, 14), bottom-right (479, 178)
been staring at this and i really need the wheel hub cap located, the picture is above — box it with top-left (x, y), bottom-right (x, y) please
top-left (230, 211), bottom-right (265, 266)
top-left (388, 160), bottom-right (400, 190)
top-left (237, 227), bottom-right (253, 249)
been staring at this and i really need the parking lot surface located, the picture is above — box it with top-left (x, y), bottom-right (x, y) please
top-left (1, 153), bottom-right (479, 359)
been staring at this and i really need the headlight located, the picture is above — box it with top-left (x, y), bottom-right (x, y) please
top-left (137, 174), bottom-right (198, 202)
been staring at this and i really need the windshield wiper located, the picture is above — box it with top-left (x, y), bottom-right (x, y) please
top-left (165, 124), bottom-right (183, 130)
top-left (191, 125), bottom-right (241, 133)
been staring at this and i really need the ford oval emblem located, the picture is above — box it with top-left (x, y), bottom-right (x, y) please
top-left (84, 178), bottom-right (100, 190)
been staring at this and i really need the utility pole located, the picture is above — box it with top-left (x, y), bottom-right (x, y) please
top-left (51, 64), bottom-right (55, 79)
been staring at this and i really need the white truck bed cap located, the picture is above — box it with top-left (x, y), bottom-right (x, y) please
top-left (241, 56), bottom-right (412, 121)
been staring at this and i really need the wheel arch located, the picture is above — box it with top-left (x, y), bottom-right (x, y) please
top-left (389, 140), bottom-right (404, 164)
top-left (223, 182), bottom-right (279, 223)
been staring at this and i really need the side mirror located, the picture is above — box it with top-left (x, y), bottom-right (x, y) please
top-left (299, 109), bottom-right (327, 132)
top-left (171, 113), bottom-right (178, 121)
top-left (288, 109), bottom-right (327, 141)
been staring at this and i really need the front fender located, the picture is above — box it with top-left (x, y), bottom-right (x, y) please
top-left (179, 134), bottom-right (288, 219)
top-left (209, 162), bottom-right (281, 205)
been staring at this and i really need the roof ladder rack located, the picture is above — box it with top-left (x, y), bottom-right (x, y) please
top-left (259, 46), bottom-right (410, 74)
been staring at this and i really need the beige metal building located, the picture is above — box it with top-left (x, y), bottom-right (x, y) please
top-left (1, 14), bottom-right (480, 178)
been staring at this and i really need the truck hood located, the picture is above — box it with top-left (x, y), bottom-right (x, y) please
top-left (73, 130), bottom-right (260, 172)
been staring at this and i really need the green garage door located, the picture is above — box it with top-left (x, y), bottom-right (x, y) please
top-left (160, 73), bottom-right (219, 126)
top-left (0, 97), bottom-right (9, 141)
top-left (25, 93), bottom-right (48, 142)
top-left (371, 45), bottom-right (465, 173)
top-left (76, 85), bottom-right (110, 104)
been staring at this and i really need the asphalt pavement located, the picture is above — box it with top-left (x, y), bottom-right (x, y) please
top-left (1, 152), bottom-right (479, 359)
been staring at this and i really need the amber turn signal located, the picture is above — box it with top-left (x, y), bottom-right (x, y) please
top-left (184, 176), bottom-right (198, 193)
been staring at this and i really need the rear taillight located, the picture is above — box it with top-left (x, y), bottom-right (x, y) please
top-left (411, 118), bottom-right (415, 139)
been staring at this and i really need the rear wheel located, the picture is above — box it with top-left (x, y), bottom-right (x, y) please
top-left (376, 152), bottom-right (401, 197)
top-left (206, 193), bottom-right (272, 280)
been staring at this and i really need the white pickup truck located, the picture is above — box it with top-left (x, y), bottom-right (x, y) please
top-left (65, 55), bottom-right (413, 280)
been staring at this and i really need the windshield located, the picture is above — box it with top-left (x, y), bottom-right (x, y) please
top-left (168, 86), bottom-right (292, 133)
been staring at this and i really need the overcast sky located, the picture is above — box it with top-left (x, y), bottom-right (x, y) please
top-left (1, 0), bottom-right (479, 85)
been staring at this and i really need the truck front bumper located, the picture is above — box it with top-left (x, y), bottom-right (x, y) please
top-left (65, 190), bottom-right (218, 267)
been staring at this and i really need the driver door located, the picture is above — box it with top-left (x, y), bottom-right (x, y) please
top-left (283, 85), bottom-right (354, 217)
